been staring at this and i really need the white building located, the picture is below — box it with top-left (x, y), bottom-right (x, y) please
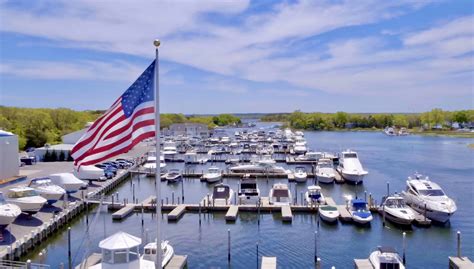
top-left (0, 130), bottom-right (19, 180)
top-left (167, 123), bottom-right (209, 138)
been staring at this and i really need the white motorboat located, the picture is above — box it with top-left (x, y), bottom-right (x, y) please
top-left (5, 186), bottom-right (47, 215)
top-left (202, 167), bottom-right (222, 183)
top-left (379, 194), bottom-right (416, 226)
top-left (164, 169), bottom-right (182, 183)
top-left (305, 185), bottom-right (326, 205)
top-left (211, 184), bottom-right (234, 206)
top-left (384, 127), bottom-right (396, 136)
top-left (293, 142), bottom-right (307, 155)
top-left (49, 173), bottom-right (87, 193)
top-left (163, 142), bottom-right (178, 161)
top-left (143, 155), bottom-right (166, 170)
top-left (315, 159), bottom-right (335, 183)
top-left (401, 173), bottom-right (456, 223)
top-left (349, 198), bottom-right (373, 224)
top-left (369, 246), bottom-right (406, 269)
top-left (183, 152), bottom-right (208, 164)
top-left (293, 166), bottom-right (308, 183)
top-left (295, 151), bottom-right (323, 162)
top-left (225, 157), bottom-right (240, 164)
top-left (238, 178), bottom-right (260, 205)
top-left (0, 192), bottom-right (21, 228)
top-left (229, 158), bottom-right (289, 175)
top-left (74, 165), bottom-right (107, 181)
top-left (269, 183), bottom-right (292, 206)
top-left (141, 240), bottom-right (175, 268)
top-left (87, 231), bottom-right (174, 269)
top-left (337, 150), bottom-right (368, 184)
top-left (398, 127), bottom-right (409, 136)
top-left (318, 205), bottom-right (339, 223)
top-left (28, 178), bottom-right (66, 204)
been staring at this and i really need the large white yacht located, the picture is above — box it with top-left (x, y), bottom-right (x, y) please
top-left (401, 173), bottom-right (456, 223)
top-left (229, 157), bottom-right (289, 175)
top-left (238, 178), bottom-right (260, 205)
top-left (368, 246), bottom-right (405, 269)
top-left (337, 150), bottom-right (368, 184)
top-left (163, 142), bottom-right (178, 161)
top-left (293, 141), bottom-right (307, 155)
top-left (379, 194), bottom-right (416, 226)
top-left (143, 155), bottom-right (166, 170)
top-left (269, 183), bottom-right (292, 206)
top-left (5, 186), bottom-right (47, 215)
top-left (28, 178), bottom-right (66, 205)
top-left (315, 158), bottom-right (336, 184)
top-left (0, 192), bottom-right (22, 228)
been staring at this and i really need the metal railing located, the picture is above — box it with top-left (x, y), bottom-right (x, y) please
top-left (0, 260), bottom-right (50, 269)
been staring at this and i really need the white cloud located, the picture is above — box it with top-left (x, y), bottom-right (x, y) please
top-left (0, 0), bottom-right (472, 110)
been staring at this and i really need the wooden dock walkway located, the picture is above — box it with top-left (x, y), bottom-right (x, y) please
top-left (325, 197), bottom-right (337, 206)
top-left (337, 205), bottom-right (352, 221)
top-left (225, 205), bottom-right (239, 221)
top-left (261, 256), bottom-right (277, 269)
top-left (75, 253), bottom-right (102, 269)
top-left (281, 205), bottom-right (293, 222)
top-left (354, 259), bottom-right (373, 269)
top-left (168, 205), bottom-right (186, 221)
top-left (165, 255), bottom-right (188, 269)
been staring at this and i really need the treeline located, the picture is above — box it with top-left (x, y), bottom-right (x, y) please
top-left (0, 106), bottom-right (101, 150)
top-left (261, 109), bottom-right (474, 131)
top-left (0, 106), bottom-right (241, 150)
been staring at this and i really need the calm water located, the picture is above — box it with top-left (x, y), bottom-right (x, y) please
top-left (23, 125), bottom-right (474, 268)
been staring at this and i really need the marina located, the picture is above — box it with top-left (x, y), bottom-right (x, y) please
top-left (0, 125), bottom-right (472, 268)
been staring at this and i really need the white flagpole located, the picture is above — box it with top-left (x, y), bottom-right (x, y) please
top-left (153, 39), bottom-right (162, 268)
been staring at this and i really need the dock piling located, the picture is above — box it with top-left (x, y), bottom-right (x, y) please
top-left (172, 192), bottom-right (175, 205)
top-left (68, 227), bottom-right (72, 269)
top-left (181, 179), bottom-right (185, 203)
top-left (256, 242), bottom-right (259, 269)
top-left (227, 229), bottom-right (231, 262)
top-left (141, 204), bottom-right (144, 227)
top-left (402, 232), bottom-right (406, 265)
top-left (199, 203), bottom-right (202, 226)
top-left (386, 181), bottom-right (390, 197)
top-left (132, 183), bottom-right (135, 201)
top-left (300, 192), bottom-right (303, 206)
top-left (316, 257), bottom-right (321, 269)
top-left (424, 203), bottom-right (427, 221)
top-left (382, 205), bottom-right (386, 227)
top-left (314, 231), bottom-right (318, 263)
top-left (457, 231), bottom-right (461, 257)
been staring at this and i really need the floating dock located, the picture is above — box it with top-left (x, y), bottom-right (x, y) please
top-left (281, 205), bottom-right (293, 222)
top-left (337, 205), bottom-right (352, 221)
top-left (112, 204), bottom-right (135, 220)
top-left (354, 259), bottom-right (373, 269)
top-left (449, 256), bottom-right (473, 269)
top-left (261, 256), bottom-right (277, 269)
top-left (165, 255), bottom-right (188, 269)
top-left (168, 205), bottom-right (186, 221)
top-left (225, 205), bottom-right (239, 221)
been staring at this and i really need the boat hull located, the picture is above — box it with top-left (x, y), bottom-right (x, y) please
top-left (340, 171), bottom-right (366, 184)
top-left (319, 207), bottom-right (339, 223)
top-left (316, 174), bottom-right (334, 184)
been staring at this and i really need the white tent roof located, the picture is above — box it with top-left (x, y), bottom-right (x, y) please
top-left (99, 231), bottom-right (142, 250)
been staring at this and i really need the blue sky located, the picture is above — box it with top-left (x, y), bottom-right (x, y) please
top-left (0, 0), bottom-right (473, 114)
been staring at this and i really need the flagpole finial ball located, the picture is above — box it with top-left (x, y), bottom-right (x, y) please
top-left (153, 39), bottom-right (161, 47)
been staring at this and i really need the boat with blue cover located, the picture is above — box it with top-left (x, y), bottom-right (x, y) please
top-left (350, 198), bottom-right (373, 224)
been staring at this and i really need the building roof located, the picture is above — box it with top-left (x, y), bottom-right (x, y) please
top-left (99, 231), bottom-right (142, 250)
top-left (0, 130), bottom-right (14, 137)
top-left (36, 144), bottom-right (75, 151)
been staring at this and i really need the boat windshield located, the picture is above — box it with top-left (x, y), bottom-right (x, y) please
top-left (208, 168), bottom-right (220, 173)
top-left (385, 198), bottom-right (406, 208)
top-left (241, 183), bottom-right (256, 189)
top-left (8, 190), bottom-right (37, 198)
top-left (318, 162), bottom-right (332, 168)
top-left (344, 153), bottom-right (357, 158)
top-left (273, 189), bottom-right (289, 198)
top-left (418, 189), bottom-right (445, 196)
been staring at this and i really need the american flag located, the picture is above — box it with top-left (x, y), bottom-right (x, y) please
top-left (71, 61), bottom-right (156, 167)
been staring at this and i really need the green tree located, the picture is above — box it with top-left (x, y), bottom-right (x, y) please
top-left (452, 110), bottom-right (469, 123)
top-left (50, 150), bottom-right (58, 162)
top-left (393, 115), bottom-right (408, 127)
top-left (58, 151), bottom-right (65, 162)
top-left (44, 150), bottom-right (51, 162)
top-left (333, 112), bottom-right (348, 128)
top-left (67, 151), bottom-right (74, 162)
